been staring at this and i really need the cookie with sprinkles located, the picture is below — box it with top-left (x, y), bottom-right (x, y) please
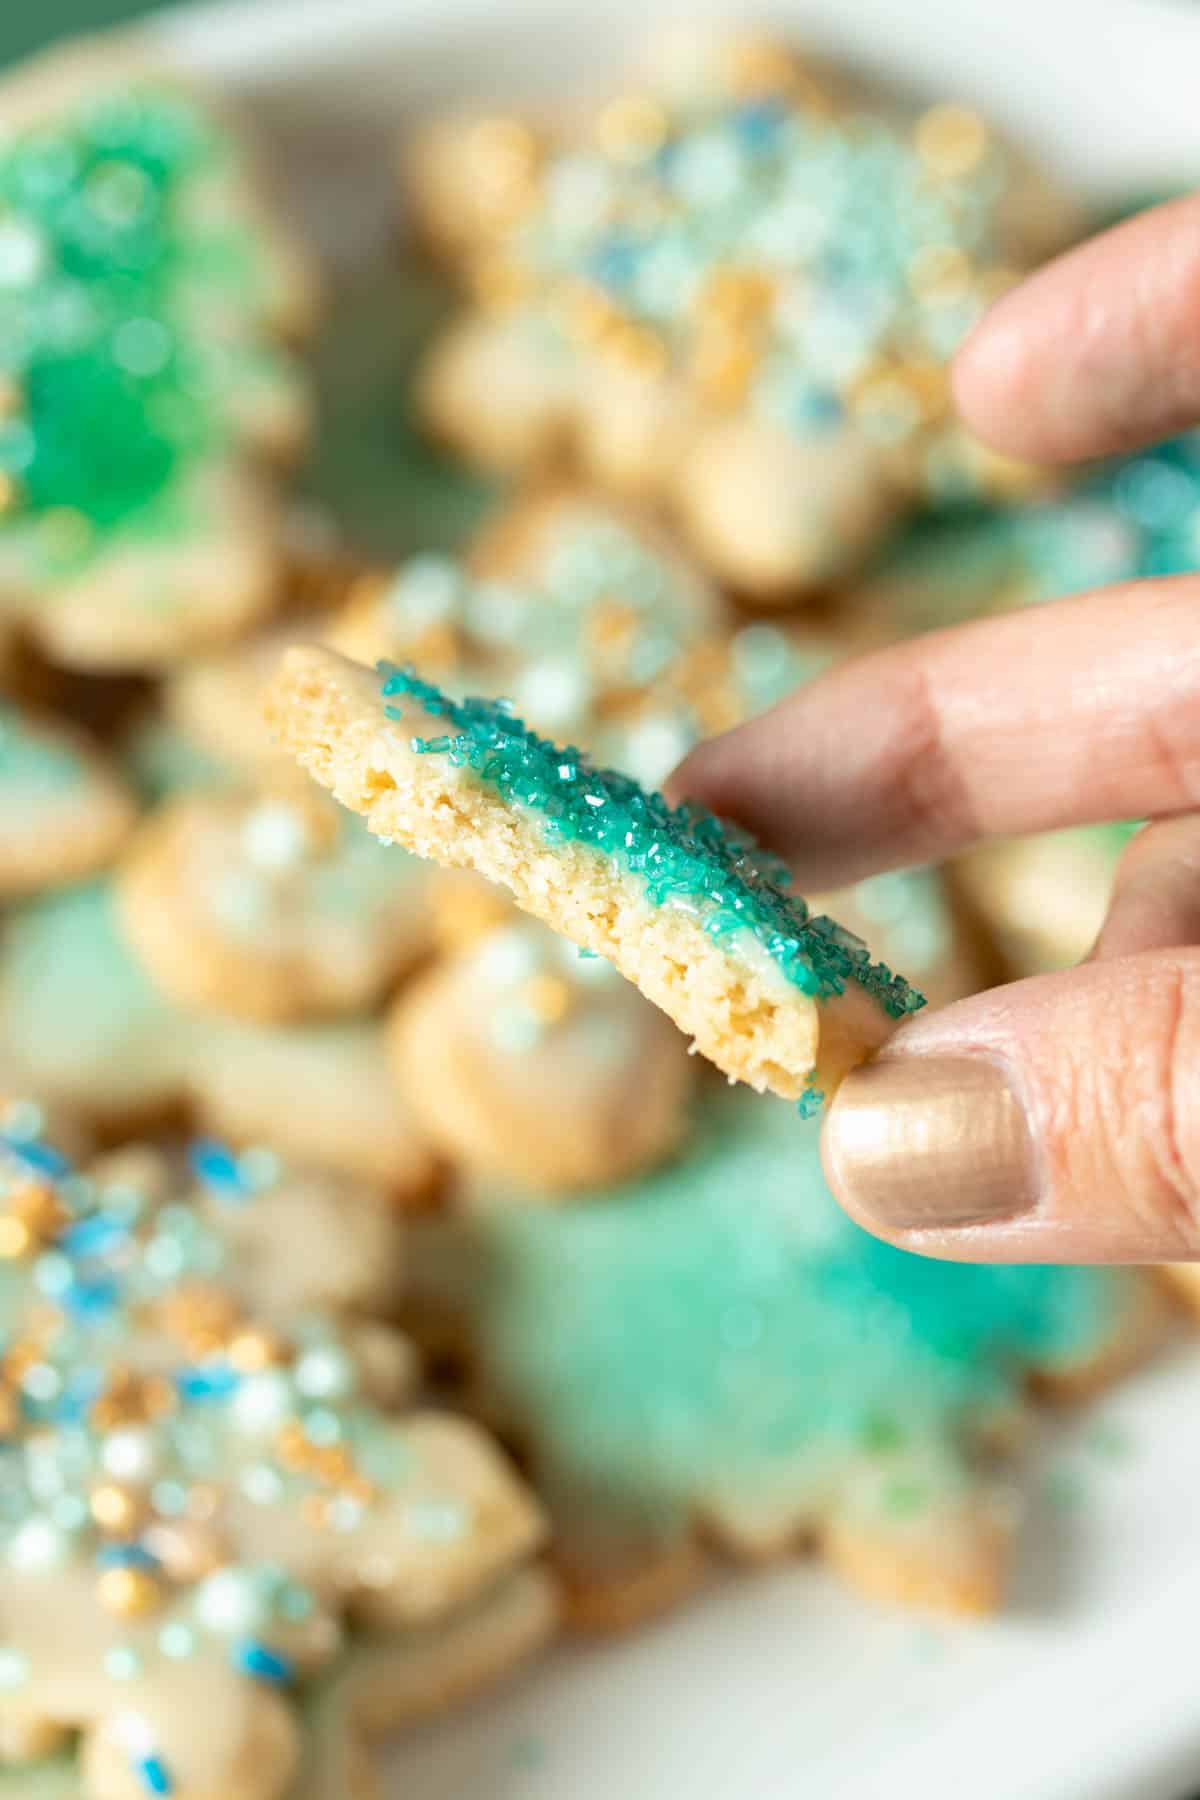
top-left (325, 489), bottom-right (834, 787)
top-left (387, 915), bottom-right (695, 1194)
top-left (0, 36), bottom-right (317, 671)
top-left (417, 1085), bottom-right (1167, 1628)
top-left (0, 1114), bottom-right (555, 1799)
top-left (266, 646), bottom-right (924, 1104)
top-left (116, 786), bottom-right (433, 1025)
top-left (411, 29), bottom-right (1079, 600)
top-left (0, 701), bottom-right (137, 898)
top-left (0, 873), bottom-right (438, 1201)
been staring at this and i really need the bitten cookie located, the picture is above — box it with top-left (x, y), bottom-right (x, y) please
top-left (117, 787), bottom-right (432, 1024)
top-left (387, 915), bottom-right (694, 1194)
top-left (0, 1111), bottom-right (555, 1800)
top-left (267, 648), bottom-right (924, 1105)
top-left (0, 36), bottom-right (317, 671)
top-left (428, 1086), bottom-right (1166, 1628)
top-left (411, 29), bottom-right (1078, 600)
top-left (0, 702), bottom-right (137, 897)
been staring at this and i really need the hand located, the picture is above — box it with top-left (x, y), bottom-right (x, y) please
top-left (669, 196), bottom-right (1200, 1264)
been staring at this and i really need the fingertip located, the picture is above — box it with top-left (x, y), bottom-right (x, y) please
top-left (950, 296), bottom-right (1035, 457)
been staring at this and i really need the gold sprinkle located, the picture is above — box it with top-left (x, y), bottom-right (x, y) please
top-left (89, 1483), bottom-right (145, 1537)
top-left (0, 472), bottom-right (21, 516)
top-left (521, 973), bottom-right (573, 1029)
top-left (0, 377), bottom-right (22, 418)
top-left (300, 1493), bottom-right (331, 1531)
top-left (696, 267), bottom-right (776, 327)
top-left (691, 330), bottom-right (757, 408)
top-left (463, 116), bottom-right (541, 226)
top-left (601, 322), bottom-right (668, 377)
top-left (0, 1217), bottom-right (31, 1259)
top-left (143, 1520), bottom-right (227, 1583)
top-left (908, 242), bottom-right (973, 305)
top-left (227, 1329), bottom-right (288, 1374)
top-left (915, 104), bottom-right (989, 179)
top-left (0, 1388), bottom-right (17, 1436)
top-left (97, 1566), bottom-right (161, 1619)
top-left (595, 93), bottom-right (668, 161)
top-left (587, 600), bottom-right (638, 652)
top-left (551, 279), bottom-right (624, 348)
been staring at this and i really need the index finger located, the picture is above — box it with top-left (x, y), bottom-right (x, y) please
top-left (953, 193), bottom-right (1200, 464)
top-left (667, 578), bottom-right (1200, 890)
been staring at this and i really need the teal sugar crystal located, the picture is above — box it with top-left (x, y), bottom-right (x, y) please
top-left (379, 661), bottom-right (925, 1021)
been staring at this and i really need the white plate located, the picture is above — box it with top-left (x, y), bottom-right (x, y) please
top-left (151, 2), bottom-right (1200, 1794)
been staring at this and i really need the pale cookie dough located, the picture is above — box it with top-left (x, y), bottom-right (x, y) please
top-left (0, 1113), bottom-right (553, 1800)
top-left (425, 1085), bottom-right (1167, 1627)
top-left (266, 648), bottom-right (924, 1104)
top-left (0, 703), bottom-right (137, 898)
top-left (0, 35), bottom-right (317, 671)
top-left (117, 788), bottom-right (432, 1024)
top-left (387, 916), bottom-right (694, 1194)
top-left (412, 30), bottom-right (1079, 600)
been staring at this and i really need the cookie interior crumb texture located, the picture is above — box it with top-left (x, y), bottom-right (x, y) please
top-left (266, 645), bottom-right (924, 1103)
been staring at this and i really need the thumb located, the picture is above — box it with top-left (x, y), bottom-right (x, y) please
top-left (821, 948), bottom-right (1200, 1262)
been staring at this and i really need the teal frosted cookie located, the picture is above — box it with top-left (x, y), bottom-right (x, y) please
top-left (0, 1108), bottom-right (553, 1799)
top-left (0, 873), bottom-right (438, 1199)
top-left (0, 702), bottom-right (137, 897)
top-left (433, 1087), bottom-right (1163, 1621)
top-left (0, 877), bottom-right (192, 1123)
top-left (0, 37), bottom-right (316, 671)
top-left (267, 646), bottom-right (923, 1104)
top-left (413, 29), bottom-right (1078, 599)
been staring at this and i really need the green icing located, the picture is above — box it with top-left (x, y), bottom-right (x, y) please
top-left (0, 878), bottom-right (184, 1103)
top-left (0, 81), bottom-right (294, 569)
top-left (379, 663), bottom-right (924, 1022)
top-left (0, 705), bottom-right (83, 794)
top-left (461, 1089), bottom-right (1136, 1523)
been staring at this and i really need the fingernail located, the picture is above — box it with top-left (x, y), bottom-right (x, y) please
top-left (825, 1054), bottom-right (1038, 1230)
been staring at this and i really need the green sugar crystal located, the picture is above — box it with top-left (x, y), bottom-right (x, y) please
top-left (379, 661), bottom-right (925, 1021)
top-left (0, 80), bottom-right (293, 567)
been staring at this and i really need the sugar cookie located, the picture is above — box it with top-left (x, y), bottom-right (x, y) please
top-left (412, 31), bottom-right (1078, 599)
top-left (190, 1016), bottom-right (438, 1202)
top-left (117, 789), bottom-right (432, 1024)
top-left (0, 1113), bottom-right (554, 1800)
top-left (387, 916), bottom-right (694, 1194)
top-left (267, 647), bottom-right (923, 1104)
top-left (325, 490), bottom-right (835, 786)
top-left (0, 37), bottom-right (317, 671)
top-left (953, 823), bottom-right (1140, 978)
top-left (428, 1087), bottom-right (1166, 1625)
top-left (0, 702), bottom-right (137, 898)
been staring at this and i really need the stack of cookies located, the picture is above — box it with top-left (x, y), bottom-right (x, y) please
top-left (1, 24), bottom-right (1197, 1800)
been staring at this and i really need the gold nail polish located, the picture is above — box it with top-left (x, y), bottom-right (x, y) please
top-left (825, 1054), bottom-right (1038, 1229)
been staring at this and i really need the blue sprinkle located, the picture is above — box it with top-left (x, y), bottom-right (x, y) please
top-left (62, 1277), bottom-right (120, 1316)
top-left (732, 100), bottom-right (786, 149)
top-left (176, 1362), bottom-right (239, 1402)
top-left (97, 1543), bottom-right (160, 1571)
top-left (1, 1134), bottom-right (70, 1177)
top-left (59, 1213), bottom-right (129, 1257)
top-left (136, 1753), bottom-right (173, 1797)
top-left (188, 1139), bottom-right (248, 1201)
top-left (232, 1639), bottom-right (295, 1685)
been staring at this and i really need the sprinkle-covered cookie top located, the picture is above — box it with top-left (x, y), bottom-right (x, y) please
top-left (0, 69), bottom-right (299, 573)
top-left (459, 1088), bottom-right (1143, 1532)
top-left (453, 37), bottom-right (1067, 491)
top-left (380, 661), bottom-right (924, 1024)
